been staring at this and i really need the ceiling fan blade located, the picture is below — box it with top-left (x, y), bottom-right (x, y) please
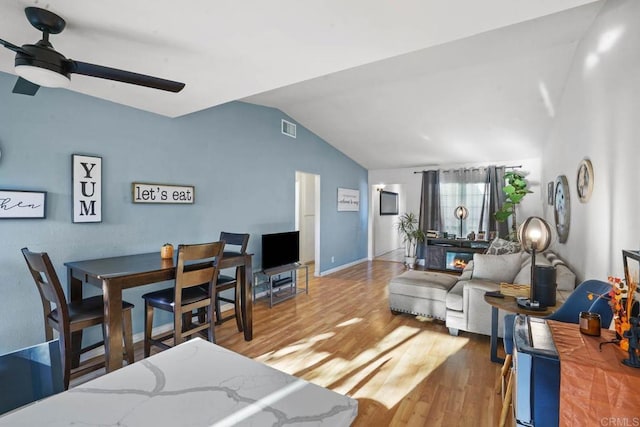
top-left (0, 38), bottom-right (28, 54)
top-left (12, 77), bottom-right (40, 95)
top-left (68, 60), bottom-right (185, 93)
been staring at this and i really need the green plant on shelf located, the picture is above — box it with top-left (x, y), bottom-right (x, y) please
top-left (494, 171), bottom-right (531, 239)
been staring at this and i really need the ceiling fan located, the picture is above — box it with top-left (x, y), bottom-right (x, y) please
top-left (0, 7), bottom-right (185, 96)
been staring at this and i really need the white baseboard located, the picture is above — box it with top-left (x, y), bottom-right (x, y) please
top-left (319, 258), bottom-right (368, 276)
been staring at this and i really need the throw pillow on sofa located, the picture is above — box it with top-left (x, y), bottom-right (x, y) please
top-left (471, 252), bottom-right (523, 283)
top-left (486, 237), bottom-right (521, 255)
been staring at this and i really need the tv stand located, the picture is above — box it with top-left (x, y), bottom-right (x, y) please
top-left (255, 263), bottom-right (309, 307)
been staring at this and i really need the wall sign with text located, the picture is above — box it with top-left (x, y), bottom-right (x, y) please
top-left (337, 187), bottom-right (360, 211)
top-left (0, 190), bottom-right (46, 219)
top-left (72, 154), bottom-right (102, 223)
top-left (132, 183), bottom-right (195, 204)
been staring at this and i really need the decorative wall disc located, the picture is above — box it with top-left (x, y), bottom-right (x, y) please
top-left (554, 175), bottom-right (571, 243)
top-left (576, 158), bottom-right (594, 203)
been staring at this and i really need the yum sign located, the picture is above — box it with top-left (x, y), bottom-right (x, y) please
top-left (72, 154), bottom-right (102, 223)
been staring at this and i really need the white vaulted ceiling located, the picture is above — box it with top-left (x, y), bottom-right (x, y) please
top-left (0, 0), bottom-right (603, 168)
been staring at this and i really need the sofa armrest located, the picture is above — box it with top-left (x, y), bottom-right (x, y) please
top-left (462, 279), bottom-right (502, 337)
top-left (459, 260), bottom-right (474, 281)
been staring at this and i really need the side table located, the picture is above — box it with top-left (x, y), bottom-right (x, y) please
top-left (483, 293), bottom-right (565, 363)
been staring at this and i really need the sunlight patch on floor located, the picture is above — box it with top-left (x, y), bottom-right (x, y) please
top-left (253, 318), bottom-right (474, 411)
top-left (351, 333), bottom-right (470, 408)
top-left (257, 331), bottom-right (336, 361)
top-left (296, 326), bottom-right (423, 391)
top-left (255, 331), bottom-right (337, 373)
top-left (336, 318), bottom-right (363, 327)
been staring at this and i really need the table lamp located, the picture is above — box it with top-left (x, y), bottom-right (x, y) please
top-left (454, 205), bottom-right (468, 239)
top-left (517, 216), bottom-right (552, 309)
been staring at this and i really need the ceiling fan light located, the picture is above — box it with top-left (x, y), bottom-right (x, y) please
top-left (15, 64), bottom-right (70, 88)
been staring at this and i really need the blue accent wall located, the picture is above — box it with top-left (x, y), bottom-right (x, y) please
top-left (0, 71), bottom-right (368, 353)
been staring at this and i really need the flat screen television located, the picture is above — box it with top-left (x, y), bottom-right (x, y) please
top-left (380, 190), bottom-right (399, 215)
top-left (261, 231), bottom-right (300, 271)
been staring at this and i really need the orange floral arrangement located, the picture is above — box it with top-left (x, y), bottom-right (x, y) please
top-left (587, 276), bottom-right (638, 350)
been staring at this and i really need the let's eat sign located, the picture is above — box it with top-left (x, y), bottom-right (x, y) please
top-left (132, 183), bottom-right (195, 204)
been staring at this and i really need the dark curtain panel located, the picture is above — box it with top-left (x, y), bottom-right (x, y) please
top-left (417, 170), bottom-right (440, 258)
top-left (479, 165), bottom-right (508, 238)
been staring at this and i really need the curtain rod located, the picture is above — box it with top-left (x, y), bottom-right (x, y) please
top-left (413, 164), bottom-right (522, 174)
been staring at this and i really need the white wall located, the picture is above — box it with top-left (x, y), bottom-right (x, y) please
top-left (540, 0), bottom-right (640, 281)
top-left (371, 183), bottom-right (403, 257)
top-left (368, 158), bottom-right (542, 259)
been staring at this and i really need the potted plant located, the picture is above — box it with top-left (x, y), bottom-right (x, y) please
top-left (494, 171), bottom-right (532, 239)
top-left (396, 212), bottom-right (425, 268)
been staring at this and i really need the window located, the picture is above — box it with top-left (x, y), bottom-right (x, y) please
top-left (439, 168), bottom-right (487, 238)
top-left (418, 166), bottom-right (509, 240)
top-left (439, 182), bottom-right (487, 237)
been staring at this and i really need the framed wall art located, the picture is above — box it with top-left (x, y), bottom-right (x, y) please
top-left (132, 182), bottom-right (195, 204)
top-left (554, 175), bottom-right (571, 243)
top-left (576, 158), bottom-right (594, 203)
top-left (547, 181), bottom-right (554, 205)
top-left (72, 154), bottom-right (102, 223)
top-left (0, 189), bottom-right (46, 219)
top-left (337, 188), bottom-right (360, 211)
top-left (380, 190), bottom-right (399, 215)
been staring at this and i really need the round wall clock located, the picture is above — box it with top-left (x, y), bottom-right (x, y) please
top-left (554, 175), bottom-right (571, 243)
top-left (576, 158), bottom-right (594, 203)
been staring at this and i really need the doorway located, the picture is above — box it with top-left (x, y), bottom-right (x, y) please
top-left (295, 171), bottom-right (320, 276)
top-left (370, 183), bottom-right (404, 260)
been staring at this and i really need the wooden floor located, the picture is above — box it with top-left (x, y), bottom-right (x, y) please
top-left (72, 259), bottom-right (505, 426)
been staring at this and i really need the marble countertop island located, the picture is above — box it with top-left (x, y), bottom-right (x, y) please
top-left (0, 338), bottom-right (358, 426)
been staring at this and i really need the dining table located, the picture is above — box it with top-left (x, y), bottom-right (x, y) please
top-left (0, 337), bottom-right (358, 426)
top-left (65, 251), bottom-right (253, 372)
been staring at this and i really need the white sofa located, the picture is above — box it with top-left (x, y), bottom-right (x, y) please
top-left (444, 251), bottom-right (576, 337)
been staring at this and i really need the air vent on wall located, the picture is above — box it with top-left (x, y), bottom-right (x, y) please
top-left (281, 119), bottom-right (297, 138)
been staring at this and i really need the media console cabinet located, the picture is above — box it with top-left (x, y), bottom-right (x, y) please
top-left (423, 238), bottom-right (489, 272)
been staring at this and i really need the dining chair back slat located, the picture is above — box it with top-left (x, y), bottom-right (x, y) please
top-left (214, 232), bottom-right (250, 331)
top-left (179, 267), bottom-right (216, 289)
top-left (22, 249), bottom-right (70, 338)
top-left (220, 231), bottom-right (250, 255)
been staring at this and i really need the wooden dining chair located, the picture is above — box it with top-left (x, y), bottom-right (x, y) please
top-left (214, 232), bottom-right (250, 332)
top-left (142, 241), bottom-right (224, 357)
top-left (21, 248), bottom-right (135, 390)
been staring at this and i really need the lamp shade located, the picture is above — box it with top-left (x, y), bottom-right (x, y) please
top-left (518, 216), bottom-right (552, 253)
top-left (454, 205), bottom-right (468, 220)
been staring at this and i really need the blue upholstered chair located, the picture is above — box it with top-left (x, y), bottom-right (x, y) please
top-left (499, 279), bottom-right (614, 426)
top-left (503, 279), bottom-right (614, 356)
